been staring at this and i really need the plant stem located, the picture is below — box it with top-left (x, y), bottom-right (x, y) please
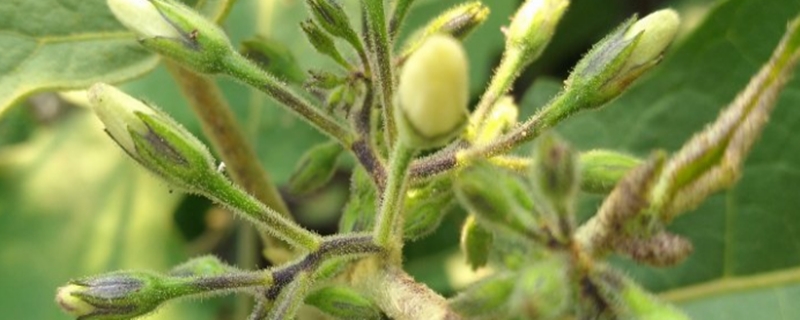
top-left (204, 173), bottom-right (323, 251)
top-left (373, 142), bottom-right (416, 252)
top-left (410, 91), bottom-right (582, 180)
top-left (362, 0), bottom-right (397, 148)
top-left (220, 52), bottom-right (354, 146)
top-left (165, 63), bottom-right (291, 216)
top-left (389, 0), bottom-right (418, 38)
top-left (469, 48), bottom-right (528, 129)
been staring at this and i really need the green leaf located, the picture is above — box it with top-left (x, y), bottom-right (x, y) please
top-left (0, 0), bottom-right (159, 116)
top-left (0, 112), bottom-right (216, 319)
top-left (522, 0), bottom-right (800, 296)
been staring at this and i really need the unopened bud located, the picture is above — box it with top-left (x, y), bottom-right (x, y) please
top-left (339, 167), bottom-right (378, 233)
top-left (510, 256), bottom-right (570, 319)
top-left (455, 163), bottom-right (539, 238)
top-left (240, 36), bottom-right (305, 83)
top-left (305, 286), bottom-right (382, 319)
top-left (108, 0), bottom-right (235, 73)
top-left (592, 266), bottom-right (689, 320)
top-left (288, 141), bottom-right (343, 195)
top-left (400, 2), bottom-right (490, 61)
top-left (305, 0), bottom-right (361, 49)
top-left (56, 271), bottom-right (173, 320)
top-left (88, 83), bottom-right (218, 193)
top-left (531, 135), bottom-right (578, 212)
top-left (566, 9), bottom-right (680, 106)
top-left (472, 96), bottom-right (519, 143)
top-left (579, 150), bottom-right (642, 194)
top-left (460, 215), bottom-right (494, 270)
top-left (301, 20), bottom-right (351, 69)
top-left (397, 35), bottom-right (469, 149)
top-left (169, 255), bottom-right (236, 277)
top-left (506, 0), bottom-right (569, 65)
top-left (403, 178), bottom-right (454, 240)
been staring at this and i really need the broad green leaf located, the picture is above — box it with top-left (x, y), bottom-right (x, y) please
top-left (522, 0), bottom-right (800, 295)
top-left (0, 0), bottom-right (159, 116)
top-left (0, 112), bottom-right (216, 319)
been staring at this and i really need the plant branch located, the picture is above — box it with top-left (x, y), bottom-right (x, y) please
top-left (220, 53), bottom-right (354, 146)
top-left (373, 142), bottom-right (416, 254)
top-left (351, 87), bottom-right (388, 189)
top-left (362, 0), bottom-right (397, 147)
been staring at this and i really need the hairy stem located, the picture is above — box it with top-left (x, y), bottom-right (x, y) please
top-left (373, 142), bottom-right (416, 254)
top-left (470, 49), bottom-right (528, 129)
top-left (362, 0), bottom-right (397, 148)
top-left (221, 53), bottom-right (354, 146)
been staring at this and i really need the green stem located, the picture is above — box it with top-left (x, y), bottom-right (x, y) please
top-left (470, 48), bottom-right (529, 128)
top-left (267, 272), bottom-right (312, 320)
top-left (204, 173), bottom-right (323, 251)
top-left (373, 142), bottom-right (416, 251)
top-left (220, 53), bottom-right (354, 146)
top-left (410, 90), bottom-right (584, 180)
top-left (362, 0), bottom-right (397, 147)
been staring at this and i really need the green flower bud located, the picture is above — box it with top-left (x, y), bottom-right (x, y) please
top-left (287, 141), bottom-right (343, 195)
top-left (306, 69), bottom-right (347, 89)
top-left (305, 0), bottom-right (361, 49)
top-left (449, 272), bottom-right (515, 318)
top-left (305, 285), bottom-right (382, 320)
top-left (455, 163), bottom-right (540, 238)
top-left (301, 20), bottom-right (351, 69)
top-left (108, 0), bottom-right (235, 73)
top-left (506, 0), bottom-right (569, 65)
top-left (56, 271), bottom-right (174, 320)
top-left (579, 150), bottom-right (642, 194)
top-left (339, 167), bottom-right (378, 233)
top-left (399, 2), bottom-right (490, 61)
top-left (88, 83), bottom-right (217, 193)
top-left (531, 135), bottom-right (579, 215)
top-left (566, 9), bottom-right (680, 106)
top-left (460, 214), bottom-right (494, 270)
top-left (240, 36), bottom-right (305, 84)
top-left (471, 96), bottom-right (519, 143)
top-left (402, 177), bottom-right (455, 241)
top-left (397, 35), bottom-right (469, 149)
top-left (510, 256), bottom-right (570, 319)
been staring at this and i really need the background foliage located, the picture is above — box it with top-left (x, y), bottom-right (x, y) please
top-left (1, 0), bottom-right (799, 319)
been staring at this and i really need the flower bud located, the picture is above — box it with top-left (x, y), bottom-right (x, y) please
top-left (402, 177), bottom-right (454, 241)
top-left (301, 20), bottom-right (351, 69)
top-left (287, 141), bottom-right (343, 195)
top-left (460, 214), bottom-right (493, 270)
top-left (455, 163), bottom-right (540, 238)
top-left (305, 0), bottom-right (361, 49)
top-left (506, 0), bottom-right (569, 64)
top-left (107, 0), bottom-right (235, 73)
top-left (240, 36), bottom-right (305, 84)
top-left (471, 96), bottom-right (519, 143)
top-left (56, 271), bottom-right (174, 320)
top-left (510, 256), bottom-right (570, 319)
top-left (566, 9), bottom-right (679, 106)
top-left (88, 83), bottom-right (218, 193)
top-left (592, 266), bottom-right (689, 320)
top-left (397, 35), bottom-right (469, 149)
top-left (531, 135), bottom-right (578, 213)
top-left (399, 2), bottom-right (490, 61)
top-left (169, 255), bottom-right (236, 277)
top-left (339, 167), bottom-right (378, 233)
top-left (579, 150), bottom-right (642, 194)
top-left (305, 285), bottom-right (382, 319)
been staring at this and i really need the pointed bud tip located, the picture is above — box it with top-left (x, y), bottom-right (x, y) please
top-left (624, 9), bottom-right (680, 68)
top-left (56, 285), bottom-right (95, 317)
top-left (87, 83), bottom-right (153, 155)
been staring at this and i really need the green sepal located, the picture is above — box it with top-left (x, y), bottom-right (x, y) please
top-left (579, 150), bottom-right (642, 194)
top-left (305, 286), bottom-right (382, 320)
top-left (305, 0), bottom-right (363, 52)
top-left (591, 265), bottom-right (689, 320)
top-left (168, 255), bottom-right (237, 278)
top-left (140, 0), bottom-right (234, 74)
top-left (460, 214), bottom-right (493, 270)
top-left (510, 255), bottom-right (571, 319)
top-left (240, 36), bottom-right (306, 83)
top-left (288, 141), bottom-right (343, 195)
top-left (307, 69), bottom-right (348, 89)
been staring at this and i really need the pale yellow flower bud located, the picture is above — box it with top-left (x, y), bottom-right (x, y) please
top-left (107, 0), bottom-right (181, 39)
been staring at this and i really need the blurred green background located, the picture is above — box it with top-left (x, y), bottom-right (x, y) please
top-left (2, 0), bottom-right (800, 319)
